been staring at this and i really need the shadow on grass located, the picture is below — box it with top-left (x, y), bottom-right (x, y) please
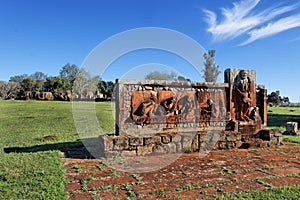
top-left (3, 138), bottom-right (102, 159)
top-left (268, 114), bottom-right (300, 128)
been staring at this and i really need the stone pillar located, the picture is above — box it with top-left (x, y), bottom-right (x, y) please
top-left (256, 86), bottom-right (267, 127)
top-left (115, 79), bottom-right (120, 135)
top-left (286, 122), bottom-right (298, 135)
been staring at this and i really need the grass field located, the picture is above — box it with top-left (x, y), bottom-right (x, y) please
top-left (0, 101), bottom-right (77, 199)
top-left (267, 106), bottom-right (300, 131)
top-left (0, 100), bottom-right (299, 199)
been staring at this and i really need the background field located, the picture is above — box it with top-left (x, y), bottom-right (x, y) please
top-left (267, 106), bottom-right (300, 131)
top-left (0, 100), bottom-right (299, 199)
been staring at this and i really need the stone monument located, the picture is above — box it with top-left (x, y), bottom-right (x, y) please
top-left (99, 68), bottom-right (281, 157)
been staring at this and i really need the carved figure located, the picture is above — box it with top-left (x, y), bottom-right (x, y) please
top-left (200, 99), bottom-right (214, 125)
top-left (161, 97), bottom-right (178, 114)
top-left (132, 98), bottom-right (156, 125)
top-left (248, 106), bottom-right (261, 121)
top-left (178, 95), bottom-right (194, 120)
top-left (132, 90), bottom-right (182, 125)
top-left (233, 70), bottom-right (251, 121)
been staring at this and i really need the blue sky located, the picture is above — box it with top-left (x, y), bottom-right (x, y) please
top-left (1, 0), bottom-right (300, 102)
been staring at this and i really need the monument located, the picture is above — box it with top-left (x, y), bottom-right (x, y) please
top-left (99, 68), bottom-right (281, 157)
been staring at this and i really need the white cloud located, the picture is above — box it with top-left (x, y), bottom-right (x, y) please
top-left (240, 14), bottom-right (300, 45)
top-left (203, 0), bottom-right (300, 45)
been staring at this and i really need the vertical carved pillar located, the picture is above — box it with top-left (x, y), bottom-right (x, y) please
top-left (256, 86), bottom-right (267, 127)
top-left (115, 79), bottom-right (120, 135)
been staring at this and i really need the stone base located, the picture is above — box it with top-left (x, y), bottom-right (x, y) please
top-left (99, 129), bottom-right (282, 157)
top-left (238, 121), bottom-right (261, 135)
top-left (285, 122), bottom-right (299, 135)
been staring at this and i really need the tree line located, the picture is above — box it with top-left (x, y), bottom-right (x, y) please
top-left (0, 63), bottom-right (115, 100)
top-left (0, 50), bottom-right (220, 101)
top-left (267, 91), bottom-right (290, 106)
top-left (1, 51), bottom-right (289, 103)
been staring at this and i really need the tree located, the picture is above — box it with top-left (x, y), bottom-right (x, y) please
top-left (106, 81), bottom-right (115, 97)
top-left (9, 74), bottom-right (28, 84)
top-left (59, 64), bottom-right (79, 92)
top-left (203, 50), bottom-right (220, 82)
top-left (31, 71), bottom-right (47, 80)
top-left (177, 75), bottom-right (191, 82)
top-left (30, 72), bottom-right (47, 92)
top-left (145, 71), bottom-right (178, 80)
top-left (98, 80), bottom-right (108, 95)
top-left (0, 81), bottom-right (20, 99)
top-left (267, 91), bottom-right (281, 105)
top-left (21, 77), bottom-right (36, 92)
top-left (44, 76), bottom-right (69, 93)
top-left (59, 63), bottom-right (79, 81)
top-left (282, 97), bottom-right (290, 104)
top-left (72, 68), bottom-right (98, 96)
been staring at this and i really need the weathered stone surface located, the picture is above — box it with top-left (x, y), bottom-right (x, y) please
top-left (235, 141), bottom-right (243, 148)
top-left (99, 135), bottom-right (114, 152)
top-left (226, 133), bottom-right (239, 142)
top-left (143, 137), bottom-right (153, 145)
top-left (154, 145), bottom-right (167, 154)
top-left (175, 142), bottom-right (182, 152)
top-left (137, 144), bottom-right (155, 156)
top-left (286, 122), bottom-right (298, 135)
top-left (161, 135), bottom-right (171, 144)
top-left (113, 137), bottom-right (129, 150)
top-left (172, 134), bottom-right (182, 143)
top-left (191, 135), bottom-right (199, 152)
top-left (238, 122), bottom-right (261, 135)
top-left (120, 150), bottom-right (137, 157)
top-left (168, 143), bottom-right (177, 153)
top-left (181, 134), bottom-right (195, 150)
top-left (129, 137), bottom-right (143, 146)
top-left (103, 150), bottom-right (119, 158)
top-left (99, 69), bottom-right (272, 157)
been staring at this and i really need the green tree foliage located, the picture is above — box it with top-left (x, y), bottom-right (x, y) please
top-left (145, 71), bottom-right (178, 80)
top-left (9, 74), bottom-right (28, 84)
top-left (177, 75), bottom-right (191, 82)
top-left (268, 91), bottom-right (290, 105)
top-left (21, 77), bottom-right (36, 92)
top-left (97, 80), bottom-right (115, 97)
top-left (267, 91), bottom-right (281, 105)
top-left (58, 64), bottom-right (79, 91)
top-left (31, 72), bottom-right (47, 92)
top-left (144, 71), bottom-right (190, 82)
top-left (98, 80), bottom-right (108, 94)
top-left (31, 71), bottom-right (47, 80)
top-left (59, 63), bottom-right (78, 81)
top-left (0, 81), bottom-right (20, 99)
top-left (44, 77), bottom-right (61, 93)
top-left (106, 81), bottom-right (115, 97)
top-left (72, 69), bottom-right (101, 97)
top-left (203, 50), bottom-right (220, 82)
top-left (1, 63), bottom-right (116, 100)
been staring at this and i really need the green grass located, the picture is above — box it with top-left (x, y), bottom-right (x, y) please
top-left (0, 151), bottom-right (67, 199)
top-left (0, 100), bottom-right (115, 199)
top-left (209, 185), bottom-right (300, 200)
top-left (283, 135), bottom-right (300, 143)
top-left (0, 101), bottom-right (80, 199)
top-left (95, 102), bottom-right (115, 134)
top-left (267, 106), bottom-right (300, 131)
top-left (0, 101), bottom-right (300, 199)
top-left (0, 101), bottom-right (79, 147)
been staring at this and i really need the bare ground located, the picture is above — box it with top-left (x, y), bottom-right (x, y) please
top-left (63, 142), bottom-right (300, 199)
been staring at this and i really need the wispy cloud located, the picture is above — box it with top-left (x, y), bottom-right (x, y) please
top-left (240, 14), bottom-right (300, 45)
top-left (203, 0), bottom-right (300, 45)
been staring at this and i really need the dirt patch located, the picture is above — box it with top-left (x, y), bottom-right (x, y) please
top-left (64, 142), bottom-right (300, 199)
